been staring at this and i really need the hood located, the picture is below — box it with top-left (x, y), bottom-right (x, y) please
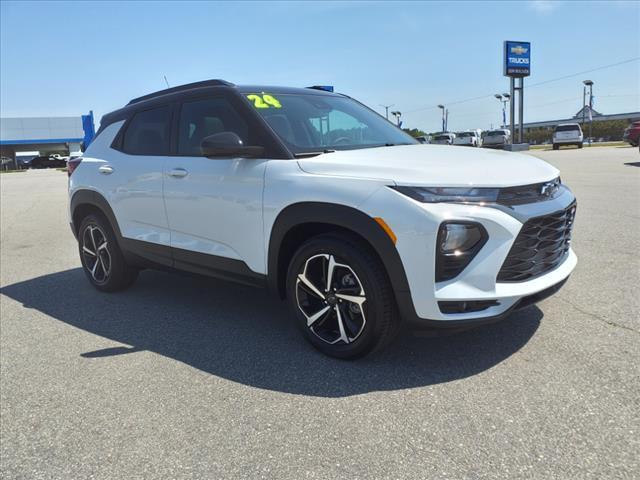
top-left (296, 144), bottom-right (559, 187)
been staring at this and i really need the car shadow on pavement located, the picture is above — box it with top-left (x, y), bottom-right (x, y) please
top-left (1, 268), bottom-right (542, 397)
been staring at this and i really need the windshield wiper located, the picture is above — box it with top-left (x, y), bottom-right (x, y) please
top-left (294, 149), bottom-right (336, 158)
top-left (370, 143), bottom-right (413, 148)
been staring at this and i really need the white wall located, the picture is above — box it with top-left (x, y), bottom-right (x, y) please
top-left (0, 117), bottom-right (84, 141)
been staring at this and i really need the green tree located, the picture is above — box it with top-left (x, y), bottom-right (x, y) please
top-left (402, 128), bottom-right (427, 138)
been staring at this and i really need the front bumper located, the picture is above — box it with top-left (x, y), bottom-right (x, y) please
top-left (361, 184), bottom-right (577, 327)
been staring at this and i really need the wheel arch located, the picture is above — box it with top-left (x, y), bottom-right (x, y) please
top-left (70, 190), bottom-right (122, 242)
top-left (267, 202), bottom-right (412, 306)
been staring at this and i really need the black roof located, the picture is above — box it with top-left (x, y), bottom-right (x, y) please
top-left (127, 79), bottom-right (235, 105)
top-left (127, 79), bottom-right (339, 106)
top-left (98, 80), bottom-right (342, 134)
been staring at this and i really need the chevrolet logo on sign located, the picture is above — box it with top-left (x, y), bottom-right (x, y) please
top-left (510, 45), bottom-right (528, 55)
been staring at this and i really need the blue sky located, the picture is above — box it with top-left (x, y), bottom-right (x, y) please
top-left (1, 1), bottom-right (638, 132)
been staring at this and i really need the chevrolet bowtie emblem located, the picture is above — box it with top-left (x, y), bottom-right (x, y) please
top-left (511, 46), bottom-right (528, 55)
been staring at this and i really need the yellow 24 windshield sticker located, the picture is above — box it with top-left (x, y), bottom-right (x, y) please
top-left (247, 94), bottom-right (282, 109)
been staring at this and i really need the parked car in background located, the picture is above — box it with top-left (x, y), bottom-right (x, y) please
top-left (453, 131), bottom-right (480, 147)
top-left (30, 155), bottom-right (67, 169)
top-left (623, 120), bottom-right (640, 146)
top-left (16, 155), bottom-right (37, 168)
top-left (1, 156), bottom-right (14, 171)
top-left (553, 123), bottom-right (583, 150)
top-left (431, 133), bottom-right (455, 145)
top-left (482, 129), bottom-right (510, 148)
top-left (415, 136), bottom-right (429, 144)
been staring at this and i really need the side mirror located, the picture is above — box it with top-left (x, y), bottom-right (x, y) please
top-left (200, 132), bottom-right (264, 159)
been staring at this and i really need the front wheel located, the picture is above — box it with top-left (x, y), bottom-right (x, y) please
top-left (78, 213), bottom-right (138, 292)
top-left (286, 234), bottom-right (400, 359)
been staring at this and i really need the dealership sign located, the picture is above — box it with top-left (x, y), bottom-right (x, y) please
top-left (504, 41), bottom-right (531, 77)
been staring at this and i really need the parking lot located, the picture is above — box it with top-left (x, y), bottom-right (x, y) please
top-left (1, 146), bottom-right (638, 478)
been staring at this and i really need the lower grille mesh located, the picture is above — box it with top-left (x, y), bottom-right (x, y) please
top-left (497, 203), bottom-right (576, 282)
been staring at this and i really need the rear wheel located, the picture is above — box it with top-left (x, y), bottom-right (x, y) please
top-left (78, 214), bottom-right (138, 292)
top-left (552, 144), bottom-right (559, 150)
top-left (578, 143), bottom-right (583, 149)
top-left (286, 234), bottom-right (400, 359)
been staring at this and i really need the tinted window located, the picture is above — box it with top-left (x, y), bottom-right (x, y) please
top-left (555, 125), bottom-right (581, 132)
top-left (178, 98), bottom-right (249, 156)
top-left (246, 93), bottom-right (416, 154)
top-left (122, 106), bottom-right (171, 155)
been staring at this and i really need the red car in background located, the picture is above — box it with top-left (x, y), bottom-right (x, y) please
top-left (623, 121), bottom-right (640, 146)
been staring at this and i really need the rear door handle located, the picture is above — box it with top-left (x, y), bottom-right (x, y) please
top-left (98, 165), bottom-right (114, 174)
top-left (168, 168), bottom-right (188, 178)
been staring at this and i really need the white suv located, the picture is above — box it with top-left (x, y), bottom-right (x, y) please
top-left (68, 80), bottom-right (577, 358)
top-left (483, 129), bottom-right (510, 148)
top-left (553, 123), bottom-right (583, 150)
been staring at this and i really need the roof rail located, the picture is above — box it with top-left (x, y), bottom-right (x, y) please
top-left (127, 79), bottom-right (235, 105)
top-left (306, 85), bottom-right (334, 92)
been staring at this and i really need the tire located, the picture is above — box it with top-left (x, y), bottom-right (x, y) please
top-left (286, 234), bottom-right (400, 359)
top-left (578, 143), bottom-right (583, 149)
top-left (552, 144), bottom-right (558, 150)
top-left (78, 213), bottom-right (138, 292)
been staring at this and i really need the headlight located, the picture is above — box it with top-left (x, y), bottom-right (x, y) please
top-left (391, 186), bottom-right (499, 204)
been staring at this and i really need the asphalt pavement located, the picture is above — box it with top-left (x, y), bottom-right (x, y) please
top-left (1, 146), bottom-right (639, 479)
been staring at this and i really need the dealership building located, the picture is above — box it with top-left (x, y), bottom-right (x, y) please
top-left (0, 112), bottom-right (95, 166)
top-left (522, 107), bottom-right (640, 133)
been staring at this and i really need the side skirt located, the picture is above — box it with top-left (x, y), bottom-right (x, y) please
top-left (121, 238), bottom-right (266, 289)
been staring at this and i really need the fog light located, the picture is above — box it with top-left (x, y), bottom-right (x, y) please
top-left (436, 222), bottom-right (488, 281)
top-left (440, 224), bottom-right (484, 253)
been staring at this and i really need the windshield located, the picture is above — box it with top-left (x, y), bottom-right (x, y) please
top-left (244, 92), bottom-right (416, 154)
top-left (457, 132), bottom-right (474, 138)
top-left (486, 130), bottom-right (506, 136)
top-left (434, 135), bottom-right (450, 140)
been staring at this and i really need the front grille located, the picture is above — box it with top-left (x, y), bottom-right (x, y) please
top-left (497, 178), bottom-right (561, 205)
top-left (497, 203), bottom-right (576, 282)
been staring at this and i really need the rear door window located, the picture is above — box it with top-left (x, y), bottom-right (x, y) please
top-left (122, 106), bottom-right (171, 155)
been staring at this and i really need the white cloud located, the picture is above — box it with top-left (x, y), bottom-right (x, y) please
top-left (528, 0), bottom-right (561, 14)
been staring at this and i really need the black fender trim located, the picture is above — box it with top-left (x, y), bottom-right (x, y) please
top-left (70, 190), bottom-right (173, 267)
top-left (70, 190), bottom-right (123, 240)
top-left (267, 202), bottom-right (416, 320)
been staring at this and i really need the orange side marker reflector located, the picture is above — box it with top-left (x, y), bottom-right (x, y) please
top-left (374, 217), bottom-right (397, 244)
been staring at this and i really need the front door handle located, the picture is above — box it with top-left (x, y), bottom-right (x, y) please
top-left (98, 165), bottom-right (114, 174)
top-left (168, 168), bottom-right (188, 178)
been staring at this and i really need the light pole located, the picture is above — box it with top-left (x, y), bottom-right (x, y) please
top-left (379, 104), bottom-right (394, 121)
top-left (391, 110), bottom-right (402, 127)
top-left (583, 80), bottom-right (594, 146)
top-left (495, 93), bottom-right (510, 129)
top-left (438, 104), bottom-right (446, 132)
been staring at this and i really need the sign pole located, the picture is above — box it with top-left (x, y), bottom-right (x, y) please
top-left (519, 77), bottom-right (524, 144)
top-left (510, 77), bottom-right (515, 145)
